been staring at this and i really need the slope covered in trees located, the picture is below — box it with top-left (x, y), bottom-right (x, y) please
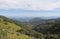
top-left (15, 17), bottom-right (60, 39)
top-left (1, 16), bottom-right (60, 39)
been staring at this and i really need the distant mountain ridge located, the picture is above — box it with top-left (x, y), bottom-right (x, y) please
top-left (9, 16), bottom-right (59, 22)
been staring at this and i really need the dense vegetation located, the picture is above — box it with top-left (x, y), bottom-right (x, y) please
top-left (32, 18), bottom-right (60, 39)
top-left (16, 17), bottom-right (60, 39)
top-left (0, 15), bottom-right (60, 39)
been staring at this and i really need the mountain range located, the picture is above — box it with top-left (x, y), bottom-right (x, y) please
top-left (0, 15), bottom-right (60, 39)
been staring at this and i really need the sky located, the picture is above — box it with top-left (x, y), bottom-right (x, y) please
top-left (0, 0), bottom-right (60, 17)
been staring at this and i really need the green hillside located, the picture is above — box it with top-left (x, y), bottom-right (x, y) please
top-left (1, 15), bottom-right (60, 39)
top-left (0, 16), bottom-right (35, 39)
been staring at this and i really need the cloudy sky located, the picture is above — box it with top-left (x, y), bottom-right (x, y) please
top-left (0, 0), bottom-right (60, 17)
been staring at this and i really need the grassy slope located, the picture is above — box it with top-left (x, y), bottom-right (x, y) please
top-left (0, 17), bottom-right (34, 39)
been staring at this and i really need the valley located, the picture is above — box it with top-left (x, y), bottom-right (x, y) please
top-left (0, 15), bottom-right (60, 39)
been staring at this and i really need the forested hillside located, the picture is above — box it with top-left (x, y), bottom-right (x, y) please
top-left (1, 16), bottom-right (60, 39)
top-left (15, 17), bottom-right (60, 39)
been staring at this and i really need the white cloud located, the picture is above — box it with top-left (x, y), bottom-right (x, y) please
top-left (0, 0), bottom-right (60, 10)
